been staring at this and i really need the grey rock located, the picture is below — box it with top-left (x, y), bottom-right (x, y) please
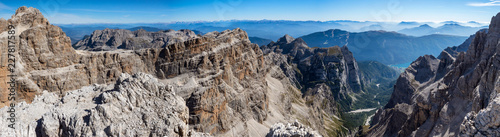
top-left (73, 28), bottom-right (199, 51)
top-left (266, 120), bottom-right (323, 137)
top-left (0, 73), bottom-right (212, 137)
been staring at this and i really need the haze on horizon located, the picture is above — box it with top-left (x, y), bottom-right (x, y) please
top-left (0, 0), bottom-right (499, 24)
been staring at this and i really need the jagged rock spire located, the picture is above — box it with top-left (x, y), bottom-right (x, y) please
top-left (490, 12), bottom-right (500, 34)
top-left (277, 34), bottom-right (295, 44)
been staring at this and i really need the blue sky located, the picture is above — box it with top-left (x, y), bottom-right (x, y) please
top-left (0, 0), bottom-right (499, 24)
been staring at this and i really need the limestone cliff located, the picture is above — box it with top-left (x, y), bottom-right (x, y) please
top-left (261, 34), bottom-right (364, 110)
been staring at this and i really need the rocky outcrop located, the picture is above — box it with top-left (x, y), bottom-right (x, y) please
top-left (73, 28), bottom-right (199, 51)
top-left (261, 34), bottom-right (374, 136)
top-left (461, 96), bottom-right (500, 136)
top-left (367, 12), bottom-right (500, 137)
top-left (266, 120), bottom-right (322, 137)
top-left (0, 73), bottom-right (211, 137)
top-left (262, 35), bottom-right (363, 94)
top-left (262, 34), bottom-right (364, 108)
top-left (0, 6), bottom-right (80, 105)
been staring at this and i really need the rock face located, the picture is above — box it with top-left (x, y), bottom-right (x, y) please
top-left (461, 97), bottom-right (500, 136)
top-left (0, 73), bottom-right (209, 137)
top-left (261, 34), bottom-right (364, 109)
top-left (261, 34), bottom-right (382, 136)
top-left (266, 120), bottom-right (322, 137)
top-left (0, 6), bottom-right (80, 105)
top-left (368, 12), bottom-right (500, 137)
top-left (73, 28), bottom-right (199, 51)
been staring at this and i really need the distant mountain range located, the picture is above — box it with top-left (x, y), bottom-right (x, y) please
top-left (60, 26), bottom-right (204, 44)
top-left (59, 26), bottom-right (117, 44)
top-left (127, 26), bottom-right (163, 32)
top-left (65, 25), bottom-right (469, 65)
top-left (59, 21), bottom-right (479, 65)
top-left (57, 20), bottom-right (487, 43)
top-left (398, 23), bottom-right (486, 36)
top-left (298, 29), bottom-right (467, 64)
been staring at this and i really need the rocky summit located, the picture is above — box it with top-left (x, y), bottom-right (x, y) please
top-left (367, 12), bottom-right (500, 137)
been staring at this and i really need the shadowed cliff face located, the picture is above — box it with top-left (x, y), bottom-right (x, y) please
top-left (262, 35), bottom-right (363, 94)
top-left (368, 12), bottom-right (500, 137)
top-left (261, 34), bottom-right (364, 110)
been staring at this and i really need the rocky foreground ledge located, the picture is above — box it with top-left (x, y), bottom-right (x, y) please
top-left (0, 73), bottom-right (211, 136)
top-left (266, 120), bottom-right (322, 137)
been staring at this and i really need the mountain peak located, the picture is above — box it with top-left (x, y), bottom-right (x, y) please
top-left (490, 12), bottom-right (500, 33)
top-left (13, 6), bottom-right (42, 18)
top-left (419, 24), bottom-right (432, 28)
top-left (398, 21), bottom-right (419, 25)
top-left (277, 34), bottom-right (295, 44)
top-left (292, 37), bottom-right (307, 46)
top-left (10, 6), bottom-right (49, 27)
top-left (443, 23), bottom-right (461, 26)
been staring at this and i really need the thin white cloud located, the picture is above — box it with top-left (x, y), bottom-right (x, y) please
top-left (468, 0), bottom-right (500, 7)
top-left (0, 2), bottom-right (12, 10)
top-left (45, 13), bottom-right (109, 24)
top-left (64, 8), bottom-right (179, 14)
top-left (66, 8), bottom-right (133, 13)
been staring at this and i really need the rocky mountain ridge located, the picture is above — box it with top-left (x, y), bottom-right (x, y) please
top-left (398, 23), bottom-right (485, 37)
top-left (0, 6), bottom-right (338, 137)
top-left (299, 29), bottom-right (467, 64)
top-left (261, 34), bottom-right (364, 109)
top-left (367, 12), bottom-right (500, 137)
top-left (73, 28), bottom-right (199, 51)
